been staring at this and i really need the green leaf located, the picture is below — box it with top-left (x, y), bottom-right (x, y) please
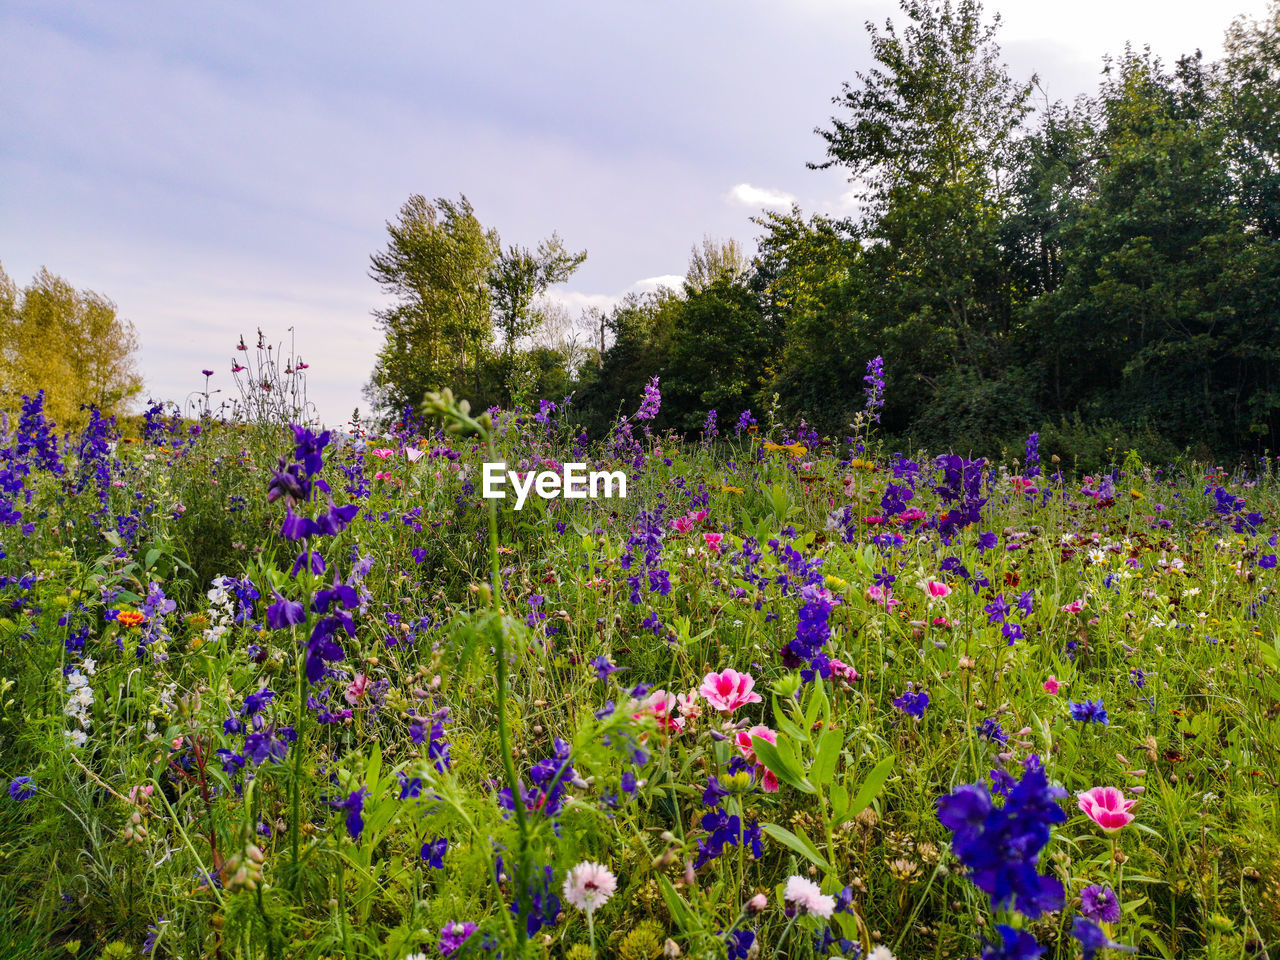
top-left (657, 876), bottom-right (699, 933)
top-left (830, 779), bottom-right (851, 820)
top-left (847, 754), bottom-right (894, 818)
top-left (761, 822), bottom-right (830, 871)
top-left (751, 735), bottom-right (814, 794)
top-left (812, 728), bottom-right (841, 787)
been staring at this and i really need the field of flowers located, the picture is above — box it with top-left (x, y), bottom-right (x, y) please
top-left (2, 376), bottom-right (1280, 960)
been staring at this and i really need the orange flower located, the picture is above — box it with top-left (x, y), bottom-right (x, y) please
top-left (116, 610), bottom-right (147, 628)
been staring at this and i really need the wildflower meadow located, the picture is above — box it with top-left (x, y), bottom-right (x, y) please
top-left (2, 361), bottom-right (1279, 960)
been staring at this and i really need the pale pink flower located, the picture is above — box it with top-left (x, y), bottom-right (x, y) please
top-left (344, 673), bottom-right (370, 705)
top-left (676, 690), bottom-right (703, 723)
top-left (866, 584), bottom-right (901, 608)
top-left (703, 532), bottom-right (724, 553)
top-left (635, 689), bottom-right (684, 732)
top-left (1043, 675), bottom-right (1061, 695)
top-left (922, 579), bottom-right (952, 599)
top-left (1078, 786), bottom-right (1137, 834)
top-left (746, 892), bottom-right (768, 914)
top-left (562, 861), bottom-right (617, 914)
top-left (700, 669), bottom-right (762, 713)
top-left (404, 447), bottom-right (425, 463)
top-left (783, 875), bottom-right (835, 918)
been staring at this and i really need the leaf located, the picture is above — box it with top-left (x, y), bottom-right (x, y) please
top-left (761, 822), bottom-right (830, 871)
top-left (847, 755), bottom-right (894, 818)
top-left (657, 876), bottom-right (700, 933)
top-left (751, 735), bottom-right (814, 794)
top-left (812, 728), bottom-right (841, 788)
top-left (829, 779), bottom-right (851, 820)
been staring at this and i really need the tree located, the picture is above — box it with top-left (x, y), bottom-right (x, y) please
top-left (811, 0), bottom-right (1034, 414)
top-left (366, 195), bottom-right (586, 416)
top-left (366, 195), bottom-right (500, 414)
top-left (0, 263), bottom-right (143, 425)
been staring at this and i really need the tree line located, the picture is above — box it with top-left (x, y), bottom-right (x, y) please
top-left (367, 0), bottom-right (1280, 460)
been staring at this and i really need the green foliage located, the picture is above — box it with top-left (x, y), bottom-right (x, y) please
top-left (0, 264), bottom-right (143, 427)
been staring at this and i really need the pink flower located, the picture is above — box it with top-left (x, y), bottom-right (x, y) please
top-left (344, 673), bottom-right (370, 705)
top-left (562, 861), bottom-right (617, 914)
top-left (371, 448), bottom-right (395, 460)
top-left (670, 515), bottom-right (694, 533)
top-left (700, 669), bottom-right (762, 713)
top-left (703, 532), bottom-right (724, 553)
top-left (922, 579), bottom-right (952, 599)
top-left (635, 689), bottom-right (684, 732)
top-left (374, 471), bottom-right (393, 481)
top-left (783, 875), bottom-right (835, 918)
top-left (829, 658), bottom-right (859, 682)
top-left (735, 724), bottom-right (776, 765)
top-left (866, 584), bottom-right (901, 608)
top-left (1060, 599), bottom-right (1085, 613)
top-left (689, 509), bottom-right (708, 522)
top-left (1077, 786), bottom-right (1137, 834)
top-left (676, 689), bottom-right (703, 723)
top-left (1043, 675), bottom-right (1061, 695)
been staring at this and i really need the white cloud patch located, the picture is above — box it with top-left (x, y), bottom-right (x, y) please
top-left (727, 183), bottom-right (796, 208)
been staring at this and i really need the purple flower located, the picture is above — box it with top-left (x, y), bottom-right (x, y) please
top-left (438, 920), bottom-right (478, 958)
top-left (636, 376), bottom-right (661, 421)
top-left (893, 683), bottom-right (929, 718)
top-left (979, 924), bottom-right (1043, 960)
top-left (1070, 917), bottom-right (1135, 960)
top-left (333, 786), bottom-right (368, 839)
top-left (863, 355), bottom-right (885, 422)
top-left (725, 929), bottom-right (756, 960)
top-left (590, 655), bottom-right (620, 682)
top-left (1079, 884), bottom-right (1121, 923)
top-left (266, 590), bottom-right (305, 629)
top-left (8, 776), bottom-right (35, 801)
top-left (421, 836), bottom-right (448, 868)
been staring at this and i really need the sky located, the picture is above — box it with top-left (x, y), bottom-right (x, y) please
top-left (1, 0), bottom-right (1272, 424)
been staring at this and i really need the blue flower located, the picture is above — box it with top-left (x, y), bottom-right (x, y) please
top-left (1069, 699), bottom-right (1109, 724)
top-left (8, 776), bottom-right (35, 801)
top-left (937, 760), bottom-right (1066, 918)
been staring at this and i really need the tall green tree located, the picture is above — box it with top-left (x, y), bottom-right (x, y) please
top-left (366, 195), bottom-right (500, 413)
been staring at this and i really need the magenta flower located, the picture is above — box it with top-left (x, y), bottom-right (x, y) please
top-left (1078, 786), bottom-right (1137, 834)
top-left (700, 669), bottom-right (762, 713)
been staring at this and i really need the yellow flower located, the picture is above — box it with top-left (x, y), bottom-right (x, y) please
top-left (1130, 489), bottom-right (1144, 500)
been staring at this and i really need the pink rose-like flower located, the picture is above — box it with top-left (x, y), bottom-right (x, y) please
top-left (1044, 675), bottom-right (1061, 695)
top-left (922, 579), bottom-right (952, 599)
top-left (703, 532), bottom-right (724, 553)
top-left (701, 668), bottom-right (762, 713)
top-left (735, 724), bottom-right (776, 765)
top-left (635, 689), bottom-right (684, 732)
top-left (829, 658), bottom-right (859, 682)
top-left (1078, 786), bottom-right (1137, 834)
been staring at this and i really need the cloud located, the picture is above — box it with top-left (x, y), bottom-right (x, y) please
top-left (726, 183), bottom-right (796, 209)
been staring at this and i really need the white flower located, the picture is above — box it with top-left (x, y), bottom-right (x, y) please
top-left (783, 875), bottom-right (835, 918)
top-left (867, 948), bottom-right (897, 960)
